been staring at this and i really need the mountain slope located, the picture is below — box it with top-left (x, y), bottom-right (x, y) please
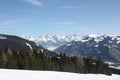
top-left (0, 34), bottom-right (44, 52)
top-left (22, 34), bottom-right (120, 62)
top-left (55, 34), bottom-right (120, 62)
top-left (0, 69), bottom-right (120, 80)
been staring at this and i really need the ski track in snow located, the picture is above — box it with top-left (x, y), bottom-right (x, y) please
top-left (0, 69), bottom-right (120, 80)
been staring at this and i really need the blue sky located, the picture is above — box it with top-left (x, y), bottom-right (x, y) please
top-left (0, 0), bottom-right (120, 36)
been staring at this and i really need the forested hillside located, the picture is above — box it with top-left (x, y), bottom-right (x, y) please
top-left (0, 46), bottom-right (116, 75)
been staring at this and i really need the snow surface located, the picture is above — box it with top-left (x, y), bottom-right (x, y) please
top-left (0, 69), bottom-right (120, 80)
top-left (0, 36), bottom-right (7, 39)
top-left (26, 42), bottom-right (33, 49)
top-left (66, 43), bottom-right (72, 47)
top-left (109, 66), bottom-right (120, 70)
top-left (88, 34), bottom-right (99, 38)
top-left (105, 62), bottom-right (120, 70)
top-left (47, 46), bottom-right (58, 51)
top-left (94, 44), bottom-right (99, 47)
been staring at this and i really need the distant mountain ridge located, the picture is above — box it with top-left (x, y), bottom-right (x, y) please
top-left (22, 34), bottom-right (120, 50)
top-left (22, 34), bottom-right (120, 63)
top-left (55, 34), bottom-right (120, 63)
top-left (22, 34), bottom-right (83, 50)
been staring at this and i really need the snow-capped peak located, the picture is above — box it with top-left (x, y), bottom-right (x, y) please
top-left (88, 34), bottom-right (99, 38)
top-left (22, 35), bottom-right (83, 50)
top-left (22, 34), bottom-right (120, 50)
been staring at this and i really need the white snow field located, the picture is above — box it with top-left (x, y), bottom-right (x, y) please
top-left (0, 69), bottom-right (120, 80)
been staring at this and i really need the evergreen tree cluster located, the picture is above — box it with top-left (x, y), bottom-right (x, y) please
top-left (0, 46), bottom-right (114, 75)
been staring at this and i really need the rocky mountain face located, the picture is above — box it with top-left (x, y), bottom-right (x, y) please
top-left (55, 34), bottom-right (120, 63)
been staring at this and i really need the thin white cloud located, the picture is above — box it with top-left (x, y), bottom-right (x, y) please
top-left (61, 5), bottom-right (88, 9)
top-left (61, 6), bottom-right (78, 9)
top-left (54, 21), bottom-right (77, 25)
top-left (22, 0), bottom-right (42, 6)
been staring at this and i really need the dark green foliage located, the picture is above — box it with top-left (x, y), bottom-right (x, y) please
top-left (0, 47), bottom-right (113, 75)
top-left (0, 49), bottom-right (4, 68)
top-left (83, 57), bottom-right (111, 75)
top-left (110, 68), bottom-right (120, 74)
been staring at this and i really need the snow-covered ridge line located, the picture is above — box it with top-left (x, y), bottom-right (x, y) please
top-left (0, 69), bottom-right (120, 80)
top-left (21, 34), bottom-right (120, 50)
top-left (22, 34), bottom-right (83, 42)
top-left (22, 34), bottom-right (83, 50)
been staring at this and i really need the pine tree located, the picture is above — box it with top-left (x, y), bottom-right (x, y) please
top-left (0, 48), bottom-right (4, 68)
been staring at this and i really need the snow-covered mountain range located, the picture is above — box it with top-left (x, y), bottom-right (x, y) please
top-left (22, 34), bottom-right (120, 63)
top-left (22, 34), bottom-right (83, 50)
top-left (55, 34), bottom-right (120, 63)
top-left (22, 34), bottom-right (120, 50)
